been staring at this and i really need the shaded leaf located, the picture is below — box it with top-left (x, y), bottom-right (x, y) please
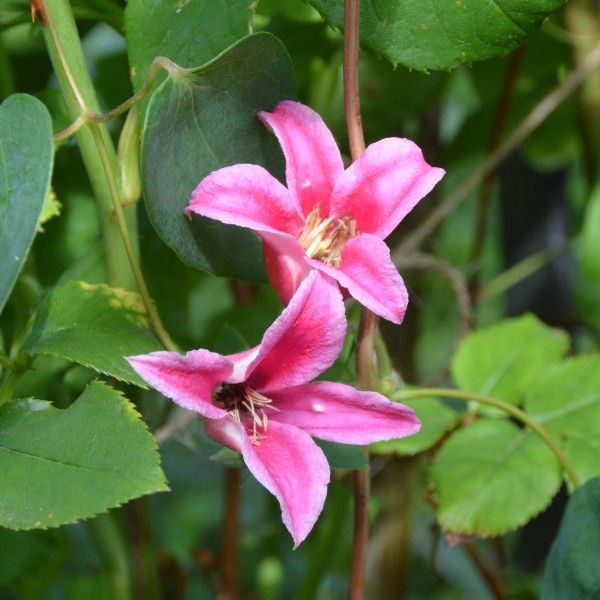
top-left (309, 0), bottom-right (566, 71)
top-left (141, 33), bottom-right (295, 281)
top-left (315, 439), bottom-right (368, 470)
top-left (22, 281), bottom-right (163, 387)
top-left (451, 314), bottom-right (569, 407)
top-left (0, 94), bottom-right (53, 315)
top-left (0, 382), bottom-right (167, 530)
top-left (541, 476), bottom-right (600, 599)
top-left (371, 395), bottom-right (460, 457)
top-left (430, 419), bottom-right (562, 536)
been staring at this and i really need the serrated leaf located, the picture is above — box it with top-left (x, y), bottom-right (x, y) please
top-left (0, 94), bottom-right (54, 315)
top-left (541, 476), bottom-right (600, 599)
top-left (125, 0), bottom-right (254, 94)
top-left (451, 314), bottom-right (569, 407)
top-left (430, 419), bottom-right (562, 537)
top-left (525, 355), bottom-right (600, 486)
top-left (309, 0), bottom-right (566, 71)
top-left (141, 33), bottom-right (295, 281)
top-left (371, 395), bottom-right (460, 457)
top-left (0, 381), bottom-right (167, 530)
top-left (22, 281), bottom-right (163, 387)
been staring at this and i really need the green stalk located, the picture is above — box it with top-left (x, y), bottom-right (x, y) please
top-left (393, 388), bottom-right (581, 489)
top-left (39, 0), bottom-right (137, 290)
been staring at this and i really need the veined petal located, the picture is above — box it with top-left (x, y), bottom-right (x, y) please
top-left (246, 271), bottom-right (346, 391)
top-left (226, 347), bottom-right (261, 384)
top-left (269, 382), bottom-right (420, 444)
top-left (186, 164), bottom-right (303, 236)
top-left (127, 350), bottom-right (232, 419)
top-left (260, 230), bottom-right (312, 305)
top-left (330, 138), bottom-right (444, 240)
top-left (207, 418), bottom-right (330, 547)
top-left (308, 234), bottom-right (408, 324)
top-left (259, 101), bottom-right (344, 218)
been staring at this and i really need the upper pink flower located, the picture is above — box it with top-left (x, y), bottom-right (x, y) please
top-left (128, 271), bottom-right (420, 546)
top-left (186, 100), bottom-right (445, 324)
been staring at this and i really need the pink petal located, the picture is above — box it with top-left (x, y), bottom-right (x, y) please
top-left (127, 350), bottom-right (233, 419)
top-left (206, 418), bottom-right (330, 547)
top-left (260, 230), bottom-right (312, 305)
top-left (246, 271), bottom-right (346, 391)
top-left (186, 164), bottom-right (303, 236)
top-left (330, 138), bottom-right (445, 240)
top-left (269, 382), bottom-right (421, 444)
top-left (259, 101), bottom-right (344, 218)
top-left (308, 234), bottom-right (408, 324)
top-left (226, 347), bottom-right (261, 384)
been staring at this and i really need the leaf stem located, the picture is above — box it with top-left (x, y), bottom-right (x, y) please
top-left (343, 2), bottom-right (372, 598)
top-left (218, 468), bottom-right (240, 600)
top-left (393, 38), bottom-right (600, 257)
top-left (392, 388), bottom-right (581, 489)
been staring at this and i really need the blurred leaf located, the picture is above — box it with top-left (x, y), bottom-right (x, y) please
top-left (0, 381), bottom-right (167, 530)
top-left (125, 0), bottom-right (254, 97)
top-left (308, 0), bottom-right (566, 71)
top-left (22, 281), bottom-right (163, 387)
top-left (451, 314), bottom-right (569, 406)
top-left (0, 94), bottom-right (53, 315)
top-left (581, 183), bottom-right (600, 282)
top-left (541, 476), bottom-right (600, 599)
top-left (371, 395), bottom-right (460, 457)
top-left (315, 439), bottom-right (368, 470)
top-left (525, 355), bottom-right (600, 486)
top-left (430, 419), bottom-right (562, 536)
top-left (141, 33), bottom-right (295, 281)
top-left (39, 187), bottom-right (62, 227)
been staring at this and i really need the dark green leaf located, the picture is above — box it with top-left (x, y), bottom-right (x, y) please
top-left (430, 419), bottom-right (562, 536)
top-left (125, 0), bottom-right (254, 93)
top-left (315, 440), bottom-right (368, 470)
top-left (0, 382), bottom-right (167, 530)
top-left (451, 314), bottom-right (569, 407)
top-left (371, 395), bottom-right (460, 457)
top-left (141, 33), bottom-right (295, 280)
top-left (309, 0), bottom-right (566, 71)
top-left (22, 281), bottom-right (163, 387)
top-left (0, 94), bottom-right (53, 315)
top-left (541, 476), bottom-right (600, 599)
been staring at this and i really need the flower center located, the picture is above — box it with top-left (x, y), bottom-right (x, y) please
top-left (298, 204), bottom-right (358, 268)
top-left (212, 383), bottom-right (279, 445)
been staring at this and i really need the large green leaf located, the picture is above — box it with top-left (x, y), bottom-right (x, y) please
top-left (125, 0), bottom-right (254, 93)
top-left (525, 355), bottom-right (600, 486)
top-left (541, 476), bottom-right (600, 599)
top-left (309, 0), bottom-right (566, 71)
top-left (141, 33), bottom-right (295, 281)
top-left (22, 281), bottom-right (163, 387)
top-left (430, 419), bottom-right (562, 536)
top-left (451, 314), bottom-right (569, 407)
top-left (0, 94), bottom-right (53, 315)
top-left (0, 381), bottom-right (167, 530)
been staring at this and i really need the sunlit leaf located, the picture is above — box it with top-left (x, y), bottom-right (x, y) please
top-left (0, 382), bottom-right (167, 530)
top-left (430, 419), bottom-right (562, 536)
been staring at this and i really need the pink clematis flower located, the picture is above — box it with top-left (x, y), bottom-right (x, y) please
top-left (128, 271), bottom-right (420, 546)
top-left (186, 100), bottom-right (445, 324)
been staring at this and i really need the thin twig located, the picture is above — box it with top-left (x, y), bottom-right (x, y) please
top-left (463, 541), bottom-right (508, 600)
top-left (393, 39), bottom-right (600, 257)
top-left (218, 468), bottom-right (240, 600)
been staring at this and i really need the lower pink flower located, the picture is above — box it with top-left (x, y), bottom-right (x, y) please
top-left (128, 271), bottom-right (420, 546)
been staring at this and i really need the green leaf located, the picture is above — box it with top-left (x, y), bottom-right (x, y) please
top-left (22, 281), bottom-right (163, 387)
top-left (141, 33), bottom-right (295, 281)
top-left (541, 476), bottom-right (600, 599)
top-left (451, 314), bottom-right (569, 407)
top-left (430, 419), bottom-right (562, 536)
top-left (0, 381), bottom-right (167, 530)
top-left (0, 94), bottom-right (53, 315)
top-left (309, 0), bottom-right (566, 71)
top-left (525, 355), bottom-right (600, 486)
top-left (371, 395), bottom-right (460, 456)
top-left (315, 440), bottom-right (368, 470)
top-left (581, 182), bottom-right (600, 282)
top-left (125, 0), bottom-right (255, 93)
